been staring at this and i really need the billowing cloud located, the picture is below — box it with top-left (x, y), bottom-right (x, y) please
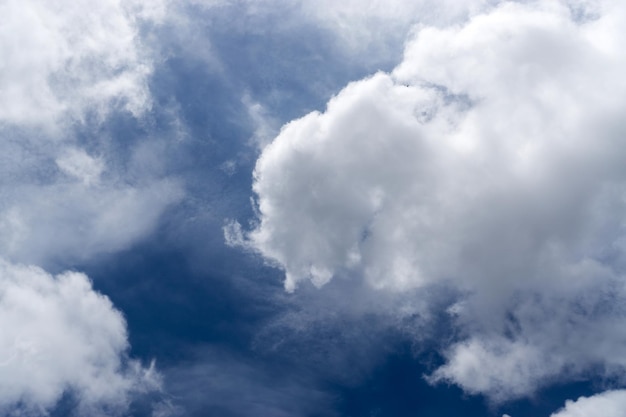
top-left (240, 0), bottom-right (626, 404)
top-left (550, 390), bottom-right (626, 417)
top-left (0, 258), bottom-right (159, 416)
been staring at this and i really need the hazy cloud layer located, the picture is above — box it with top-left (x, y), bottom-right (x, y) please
top-left (242, 0), bottom-right (626, 404)
top-left (0, 259), bottom-right (159, 416)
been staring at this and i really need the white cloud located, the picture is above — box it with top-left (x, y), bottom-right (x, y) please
top-left (0, 258), bottom-right (160, 415)
top-left (243, 0), bottom-right (626, 403)
top-left (0, 176), bottom-right (183, 266)
top-left (56, 148), bottom-right (105, 186)
top-left (0, 0), bottom-right (166, 130)
top-left (0, 2), bottom-right (179, 408)
top-left (428, 337), bottom-right (560, 402)
top-left (0, 0), bottom-right (184, 266)
top-left (243, 95), bottom-right (280, 149)
top-left (0, 132), bottom-right (183, 268)
top-left (550, 390), bottom-right (626, 417)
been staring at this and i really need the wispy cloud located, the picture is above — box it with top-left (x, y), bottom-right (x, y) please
top-left (162, 347), bottom-right (336, 417)
top-left (0, 0), bottom-right (184, 267)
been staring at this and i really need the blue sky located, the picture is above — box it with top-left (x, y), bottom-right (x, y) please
top-left (2, 0), bottom-right (626, 416)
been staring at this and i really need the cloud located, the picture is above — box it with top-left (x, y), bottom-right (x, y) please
top-left (162, 348), bottom-right (335, 417)
top-left (550, 390), bottom-right (626, 417)
top-left (0, 3), bottom-right (180, 412)
top-left (0, 0), bottom-right (167, 130)
top-left (294, 0), bottom-right (493, 57)
top-left (0, 258), bottom-right (159, 416)
top-left (0, 128), bottom-right (184, 267)
top-left (241, 0), bottom-right (626, 404)
top-left (0, 173), bottom-right (183, 266)
top-left (0, 0), bottom-right (184, 267)
top-left (175, 0), bottom-right (493, 77)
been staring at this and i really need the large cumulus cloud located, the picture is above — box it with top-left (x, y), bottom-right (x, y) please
top-left (238, 0), bottom-right (626, 405)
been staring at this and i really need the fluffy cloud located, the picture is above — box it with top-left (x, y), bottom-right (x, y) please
top-left (0, 258), bottom-right (159, 415)
top-left (0, 0), bottom-right (166, 130)
top-left (241, 0), bottom-right (626, 404)
top-left (550, 390), bottom-right (626, 417)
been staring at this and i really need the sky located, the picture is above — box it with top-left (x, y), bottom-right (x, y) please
top-left (2, 0), bottom-right (626, 416)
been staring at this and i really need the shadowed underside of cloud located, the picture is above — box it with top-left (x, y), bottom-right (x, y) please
top-left (238, 0), bottom-right (626, 406)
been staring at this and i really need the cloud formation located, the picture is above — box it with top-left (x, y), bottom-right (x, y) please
top-left (0, 0), bottom-right (165, 129)
top-left (550, 390), bottom-right (626, 417)
top-left (0, 0), bottom-right (183, 266)
top-left (0, 1), bottom-right (179, 414)
top-left (242, 0), bottom-right (626, 404)
top-left (0, 259), bottom-right (159, 416)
